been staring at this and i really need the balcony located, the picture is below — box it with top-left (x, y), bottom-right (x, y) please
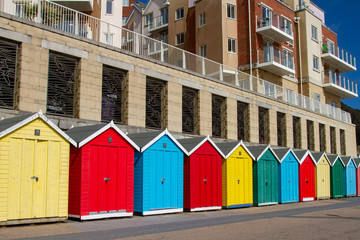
top-left (324, 71), bottom-right (358, 98)
top-left (258, 46), bottom-right (295, 76)
top-left (148, 14), bottom-right (168, 32)
top-left (322, 40), bottom-right (357, 72)
top-left (51, 0), bottom-right (93, 12)
top-left (256, 12), bottom-right (293, 43)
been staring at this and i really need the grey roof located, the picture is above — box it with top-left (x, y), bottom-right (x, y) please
top-left (177, 136), bottom-right (207, 153)
top-left (66, 124), bottom-right (107, 143)
top-left (327, 154), bottom-right (340, 165)
top-left (127, 130), bottom-right (163, 148)
top-left (0, 113), bottom-right (34, 133)
top-left (354, 158), bottom-right (360, 168)
top-left (245, 144), bottom-right (268, 159)
top-left (272, 147), bottom-right (291, 161)
top-left (215, 141), bottom-right (240, 157)
top-left (292, 149), bottom-right (308, 161)
top-left (341, 156), bottom-right (353, 166)
top-left (310, 151), bottom-right (324, 164)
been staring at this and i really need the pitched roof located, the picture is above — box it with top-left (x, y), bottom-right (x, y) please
top-left (66, 121), bottom-right (139, 150)
top-left (177, 136), bottom-right (225, 158)
top-left (127, 129), bottom-right (186, 153)
top-left (245, 144), bottom-right (279, 162)
top-left (341, 156), bottom-right (354, 167)
top-left (215, 140), bottom-right (254, 160)
top-left (310, 151), bottom-right (330, 165)
top-left (272, 147), bottom-right (299, 163)
top-left (292, 149), bottom-right (316, 164)
top-left (354, 158), bottom-right (360, 168)
top-left (0, 110), bottom-right (76, 146)
top-left (327, 154), bottom-right (345, 166)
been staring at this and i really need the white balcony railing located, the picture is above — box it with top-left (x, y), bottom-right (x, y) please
top-left (257, 11), bottom-right (293, 37)
top-left (262, 46), bottom-right (294, 70)
top-left (148, 14), bottom-right (168, 31)
top-left (1, 0), bottom-right (353, 124)
top-left (327, 70), bottom-right (358, 95)
top-left (323, 39), bottom-right (357, 69)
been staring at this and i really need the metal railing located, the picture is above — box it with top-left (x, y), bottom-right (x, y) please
top-left (148, 14), bottom-right (168, 31)
top-left (261, 46), bottom-right (295, 70)
top-left (327, 70), bottom-right (358, 95)
top-left (1, 0), bottom-right (353, 124)
top-left (323, 39), bottom-right (357, 68)
top-left (257, 11), bottom-right (293, 36)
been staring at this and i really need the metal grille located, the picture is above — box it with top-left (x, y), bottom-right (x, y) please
top-left (47, 52), bottom-right (78, 116)
top-left (319, 123), bottom-right (326, 152)
top-left (237, 101), bottom-right (248, 141)
top-left (330, 127), bottom-right (336, 154)
top-left (340, 129), bottom-right (346, 155)
top-left (182, 87), bottom-right (198, 134)
top-left (146, 77), bottom-right (165, 129)
top-left (293, 116), bottom-right (301, 149)
top-left (258, 107), bottom-right (269, 144)
top-left (212, 95), bottom-right (225, 138)
top-left (101, 65), bottom-right (125, 123)
top-left (0, 39), bottom-right (19, 109)
top-left (277, 112), bottom-right (286, 146)
top-left (307, 120), bottom-right (314, 150)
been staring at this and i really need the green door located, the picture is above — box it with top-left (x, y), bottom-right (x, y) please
top-left (257, 154), bottom-right (278, 205)
top-left (331, 160), bottom-right (344, 198)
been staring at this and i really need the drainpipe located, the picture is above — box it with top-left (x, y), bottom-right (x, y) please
top-left (294, 17), bottom-right (303, 96)
top-left (248, 0), bottom-right (253, 91)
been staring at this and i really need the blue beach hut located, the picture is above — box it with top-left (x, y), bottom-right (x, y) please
top-left (342, 156), bottom-right (357, 197)
top-left (127, 129), bottom-right (187, 215)
top-left (273, 147), bottom-right (299, 204)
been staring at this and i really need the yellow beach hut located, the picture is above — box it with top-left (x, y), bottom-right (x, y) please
top-left (216, 140), bottom-right (254, 208)
top-left (311, 151), bottom-right (331, 200)
top-left (0, 111), bottom-right (76, 225)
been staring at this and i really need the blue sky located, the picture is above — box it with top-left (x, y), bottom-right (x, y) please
top-left (136, 0), bottom-right (359, 109)
top-left (312, 0), bottom-right (360, 109)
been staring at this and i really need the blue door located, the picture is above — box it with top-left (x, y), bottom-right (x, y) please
top-left (345, 161), bottom-right (356, 196)
top-left (280, 156), bottom-right (299, 203)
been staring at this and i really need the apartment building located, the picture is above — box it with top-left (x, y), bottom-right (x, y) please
top-left (123, 0), bottom-right (136, 26)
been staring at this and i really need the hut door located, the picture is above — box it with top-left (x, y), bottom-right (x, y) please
top-left (283, 159), bottom-right (296, 202)
top-left (348, 163), bottom-right (356, 194)
top-left (302, 158), bottom-right (314, 198)
top-left (199, 154), bottom-right (217, 208)
top-left (263, 159), bottom-right (276, 203)
top-left (8, 138), bottom-right (61, 220)
top-left (234, 156), bottom-right (244, 204)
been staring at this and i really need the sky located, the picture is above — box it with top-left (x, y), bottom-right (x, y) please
top-left (312, 0), bottom-right (360, 109)
top-left (136, 0), bottom-right (359, 110)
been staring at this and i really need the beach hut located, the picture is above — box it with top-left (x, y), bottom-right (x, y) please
top-left (0, 111), bottom-right (76, 225)
top-left (273, 148), bottom-right (299, 204)
top-left (66, 122), bottom-right (139, 220)
top-left (342, 156), bottom-right (357, 197)
top-left (311, 151), bottom-right (331, 200)
top-left (128, 130), bottom-right (186, 215)
top-left (217, 141), bottom-right (254, 208)
top-left (246, 144), bottom-right (280, 206)
top-left (293, 150), bottom-right (316, 202)
top-left (354, 158), bottom-right (360, 196)
top-left (178, 136), bottom-right (224, 211)
top-left (328, 154), bottom-right (345, 198)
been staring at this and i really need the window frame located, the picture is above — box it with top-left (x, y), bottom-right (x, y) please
top-left (123, 0), bottom-right (129, 7)
top-left (227, 4), bottom-right (236, 19)
top-left (106, 0), bottom-right (113, 15)
top-left (311, 25), bottom-right (318, 41)
top-left (145, 13), bottom-right (153, 26)
top-left (313, 55), bottom-right (319, 71)
top-left (200, 44), bottom-right (206, 57)
top-left (175, 7), bottom-right (184, 20)
top-left (199, 12), bottom-right (206, 27)
top-left (227, 37), bottom-right (236, 54)
top-left (176, 32), bottom-right (185, 45)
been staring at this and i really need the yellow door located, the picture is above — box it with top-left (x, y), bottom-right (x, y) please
top-left (8, 138), bottom-right (61, 220)
top-left (317, 158), bottom-right (330, 198)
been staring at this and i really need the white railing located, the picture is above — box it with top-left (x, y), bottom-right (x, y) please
top-left (148, 14), bottom-right (168, 31)
top-left (328, 70), bottom-right (358, 95)
top-left (1, 0), bottom-right (352, 124)
top-left (262, 46), bottom-right (295, 70)
top-left (257, 11), bottom-right (293, 37)
top-left (323, 39), bottom-right (357, 68)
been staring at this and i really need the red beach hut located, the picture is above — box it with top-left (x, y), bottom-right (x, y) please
top-left (66, 121), bottom-right (139, 220)
top-left (293, 150), bottom-right (316, 201)
top-left (178, 136), bottom-right (225, 211)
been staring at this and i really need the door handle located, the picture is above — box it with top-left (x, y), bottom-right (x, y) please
top-left (31, 176), bottom-right (39, 182)
top-left (288, 180), bottom-right (290, 182)
top-left (161, 178), bottom-right (165, 184)
top-left (265, 180), bottom-right (268, 186)
top-left (237, 180), bottom-right (240, 184)
top-left (203, 179), bottom-right (208, 183)
top-left (104, 177), bottom-right (110, 183)
top-left (306, 179), bottom-right (308, 183)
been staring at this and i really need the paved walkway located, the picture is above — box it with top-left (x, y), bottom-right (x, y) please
top-left (1, 198), bottom-right (360, 239)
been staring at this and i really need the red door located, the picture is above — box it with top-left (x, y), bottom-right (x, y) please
top-left (300, 157), bottom-right (315, 201)
top-left (197, 154), bottom-right (218, 208)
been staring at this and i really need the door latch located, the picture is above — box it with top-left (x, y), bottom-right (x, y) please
top-left (160, 178), bottom-right (165, 184)
top-left (104, 177), bottom-right (110, 183)
top-left (237, 180), bottom-right (240, 184)
top-left (31, 176), bottom-right (39, 182)
top-left (265, 180), bottom-right (268, 186)
top-left (306, 179), bottom-right (309, 183)
top-left (203, 179), bottom-right (208, 183)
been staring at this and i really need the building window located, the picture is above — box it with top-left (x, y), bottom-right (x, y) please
top-left (200, 45), bottom-right (206, 57)
top-left (283, 50), bottom-right (294, 69)
top-left (293, 116), bottom-right (301, 149)
top-left (281, 17), bottom-right (292, 36)
top-left (313, 55), bottom-right (319, 70)
top-left (146, 77), bottom-right (165, 129)
top-left (311, 25), bottom-right (318, 41)
top-left (175, 8), bottom-right (184, 20)
top-left (340, 129), bottom-right (346, 155)
top-left (101, 65), bottom-right (126, 123)
top-left (228, 38), bottom-right (236, 53)
top-left (160, 31), bottom-right (168, 43)
top-left (123, 0), bottom-right (129, 7)
top-left (212, 95), bottom-right (226, 138)
top-left (105, 33), bottom-right (113, 45)
top-left (319, 123), bottom-right (326, 152)
top-left (0, 39), bottom-right (19, 109)
top-left (161, 8), bottom-right (169, 25)
top-left (182, 87), bottom-right (198, 134)
top-left (227, 4), bottom-right (236, 19)
top-left (330, 102), bottom-right (337, 108)
top-left (307, 120), bottom-right (314, 151)
top-left (122, 17), bottom-right (128, 26)
top-left (330, 127), bottom-right (336, 154)
top-left (176, 33), bottom-right (184, 45)
top-left (47, 52), bottom-right (78, 116)
top-left (237, 101), bottom-right (249, 141)
top-left (106, 0), bottom-right (113, 14)
top-left (145, 13), bottom-right (153, 25)
top-left (199, 12), bottom-right (206, 27)
top-left (259, 107), bottom-right (269, 144)
top-left (277, 112), bottom-right (286, 147)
